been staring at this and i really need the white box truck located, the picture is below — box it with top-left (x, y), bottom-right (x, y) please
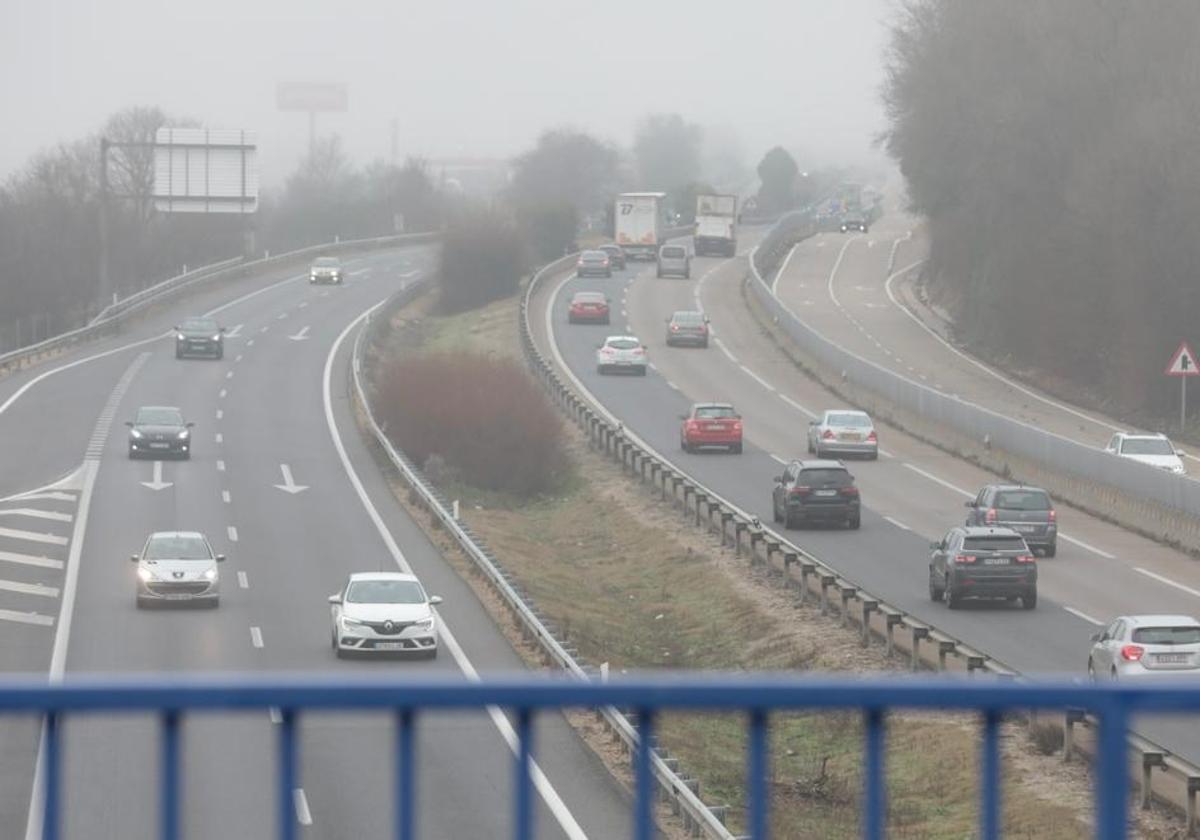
top-left (693, 193), bottom-right (737, 257)
top-left (615, 192), bottom-right (667, 260)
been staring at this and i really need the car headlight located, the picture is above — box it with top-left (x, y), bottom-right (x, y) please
top-left (129, 429), bottom-right (143, 439)
top-left (176, 333), bottom-right (185, 341)
top-left (203, 568), bottom-right (217, 581)
top-left (341, 616), bottom-right (366, 628)
top-left (212, 334), bottom-right (222, 341)
top-left (415, 617), bottom-right (435, 631)
top-left (137, 567), bottom-right (155, 582)
top-left (177, 430), bottom-right (190, 440)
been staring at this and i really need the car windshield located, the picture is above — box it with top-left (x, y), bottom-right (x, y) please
top-left (1121, 438), bottom-right (1175, 456)
top-left (1132, 626), bottom-right (1200, 645)
top-left (662, 247), bottom-right (685, 258)
top-left (827, 413), bottom-right (870, 428)
top-left (963, 536), bottom-right (1028, 552)
top-left (313, 258), bottom-right (339, 268)
top-left (606, 339), bottom-right (639, 350)
top-left (574, 293), bottom-right (605, 303)
top-left (995, 490), bottom-right (1051, 511)
top-left (346, 580), bottom-right (426, 604)
top-left (582, 251), bottom-right (607, 260)
top-left (135, 408), bottom-right (183, 426)
top-left (600, 245), bottom-right (620, 254)
top-left (798, 468), bottom-right (852, 488)
top-left (144, 535), bottom-right (210, 560)
top-left (672, 312), bottom-right (704, 325)
top-left (694, 405), bottom-right (736, 419)
top-left (180, 318), bottom-right (217, 332)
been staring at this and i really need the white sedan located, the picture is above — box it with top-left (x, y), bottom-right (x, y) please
top-left (329, 572), bottom-right (442, 659)
top-left (1104, 432), bottom-right (1186, 474)
top-left (807, 409), bottom-right (878, 459)
top-left (596, 336), bottom-right (648, 376)
top-left (1088, 615), bottom-right (1200, 681)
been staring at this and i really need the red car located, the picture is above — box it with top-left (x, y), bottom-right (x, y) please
top-left (680, 402), bottom-right (743, 453)
top-left (568, 291), bottom-right (611, 324)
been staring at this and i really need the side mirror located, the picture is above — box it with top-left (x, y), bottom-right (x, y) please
top-left (215, 554), bottom-right (226, 563)
top-left (186, 422), bottom-right (195, 428)
top-left (130, 554), bottom-right (139, 563)
top-left (808, 420), bottom-right (818, 426)
top-left (328, 595), bottom-right (342, 605)
top-left (124, 421), bottom-right (133, 427)
top-left (963, 500), bottom-right (974, 508)
top-left (1178, 450), bottom-right (1188, 458)
top-left (641, 345), bottom-right (648, 350)
top-left (429, 595), bottom-right (444, 605)
top-left (678, 414), bottom-right (688, 421)
top-left (704, 316), bottom-right (710, 323)
top-left (172, 325), bottom-right (179, 330)
top-left (1089, 633), bottom-right (1101, 642)
top-left (929, 542), bottom-right (941, 551)
top-left (773, 475), bottom-right (784, 484)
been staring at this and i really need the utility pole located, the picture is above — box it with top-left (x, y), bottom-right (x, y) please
top-left (390, 118), bottom-right (398, 167)
top-left (98, 137), bottom-right (112, 310)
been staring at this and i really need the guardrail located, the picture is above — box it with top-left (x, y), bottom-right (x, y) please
top-left (520, 249), bottom-right (1200, 833)
top-left (6, 674), bottom-right (1184, 840)
top-left (350, 275), bottom-right (737, 839)
top-left (0, 231), bottom-right (440, 377)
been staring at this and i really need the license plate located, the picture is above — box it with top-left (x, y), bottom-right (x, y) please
top-left (165, 594), bottom-right (191, 600)
top-left (149, 443), bottom-right (170, 449)
top-left (1156, 653), bottom-right (1188, 664)
top-left (815, 489), bottom-right (837, 497)
top-left (983, 557), bottom-right (1009, 565)
top-left (1014, 524), bottom-right (1037, 533)
top-left (375, 642), bottom-right (405, 651)
top-left (842, 433), bottom-right (861, 441)
top-left (706, 424), bottom-right (725, 431)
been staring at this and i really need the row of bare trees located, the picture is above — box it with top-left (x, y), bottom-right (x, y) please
top-left (884, 1), bottom-right (1200, 416)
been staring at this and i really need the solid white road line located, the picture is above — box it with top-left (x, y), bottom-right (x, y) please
top-left (1064, 606), bottom-right (1103, 626)
top-left (0, 527), bottom-right (68, 547)
top-left (215, 433), bottom-right (224, 444)
top-left (1134, 567), bottom-right (1200, 599)
top-left (778, 393), bottom-right (818, 419)
top-left (883, 516), bottom-right (911, 531)
top-left (824, 236), bottom-right (861, 310)
top-left (216, 409), bottom-right (224, 420)
top-left (901, 463), bottom-right (972, 497)
top-left (0, 551), bottom-right (63, 570)
top-left (713, 337), bottom-right (738, 364)
top-left (770, 243), bottom-right (801, 295)
top-left (237, 571), bottom-right (249, 589)
top-left (225, 324), bottom-right (243, 338)
top-left (293, 788), bottom-right (313, 826)
top-left (0, 579), bottom-right (59, 598)
top-left (0, 509), bottom-right (73, 523)
top-left (326, 300), bottom-right (591, 840)
top-left (739, 365), bottom-right (777, 393)
top-left (1059, 534), bottom-right (1117, 560)
top-left (227, 526), bottom-right (238, 542)
top-left (219, 389), bottom-right (227, 399)
top-left (250, 626), bottom-right (264, 648)
top-left (0, 609), bottom-right (54, 627)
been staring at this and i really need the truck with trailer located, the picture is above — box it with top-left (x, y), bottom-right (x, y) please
top-left (614, 192), bottom-right (667, 260)
top-left (693, 193), bottom-right (738, 257)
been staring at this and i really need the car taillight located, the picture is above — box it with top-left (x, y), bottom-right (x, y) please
top-left (670, 324), bottom-right (679, 332)
top-left (985, 508), bottom-right (998, 524)
top-left (954, 555), bottom-right (977, 564)
top-left (822, 430), bottom-right (835, 440)
top-left (698, 324), bottom-right (707, 333)
top-left (577, 259), bottom-right (584, 266)
top-left (633, 347), bottom-right (644, 355)
top-left (866, 430), bottom-right (877, 442)
top-left (732, 421), bottom-right (742, 432)
top-left (789, 486), bottom-right (811, 497)
top-left (839, 486), bottom-right (859, 497)
top-left (686, 420), bottom-right (698, 430)
top-left (1120, 644), bottom-right (1145, 662)
top-left (1016, 555), bottom-right (1036, 563)
top-left (1047, 509), bottom-right (1057, 523)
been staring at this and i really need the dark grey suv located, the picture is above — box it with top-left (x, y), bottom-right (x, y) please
top-left (929, 526), bottom-right (1037, 609)
top-left (771, 459), bottom-right (860, 529)
top-left (964, 484), bottom-right (1057, 556)
top-left (175, 316), bottom-right (225, 359)
top-left (127, 406), bottom-right (194, 459)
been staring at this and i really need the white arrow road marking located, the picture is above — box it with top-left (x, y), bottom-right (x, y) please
top-left (293, 789), bottom-right (313, 826)
top-left (273, 464), bottom-right (309, 494)
top-left (225, 324), bottom-right (243, 338)
top-left (140, 461), bottom-right (172, 492)
top-left (288, 326), bottom-right (311, 341)
top-left (0, 551), bottom-right (63, 570)
top-left (0, 528), bottom-right (68, 547)
top-left (0, 509), bottom-right (73, 524)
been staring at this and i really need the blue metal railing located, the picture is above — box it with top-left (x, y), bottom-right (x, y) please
top-left (8, 674), bottom-right (1200, 840)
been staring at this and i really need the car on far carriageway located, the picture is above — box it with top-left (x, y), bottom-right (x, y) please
top-left (664, 310), bottom-right (709, 347)
top-left (807, 410), bottom-right (878, 459)
top-left (595, 335), bottom-right (647, 376)
top-left (329, 572), bottom-right (442, 659)
top-left (576, 250), bottom-right (612, 278)
top-left (132, 531), bottom-right (224, 608)
top-left (1105, 432), bottom-right (1186, 475)
top-left (126, 406), bottom-right (194, 459)
top-left (772, 459), bottom-right (860, 530)
top-left (928, 526), bottom-right (1037, 610)
top-left (1088, 615), bottom-right (1200, 682)
top-left (568, 291), bottom-right (611, 324)
top-left (839, 216), bottom-right (868, 233)
top-left (680, 403), bottom-right (743, 454)
top-left (309, 256), bottom-right (344, 285)
top-left (598, 243), bottom-right (626, 271)
top-left (175, 316), bottom-right (225, 359)
top-left (964, 484), bottom-right (1057, 556)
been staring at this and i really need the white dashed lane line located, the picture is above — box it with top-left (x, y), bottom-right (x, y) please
top-left (225, 371), bottom-right (234, 380)
top-left (219, 389), bottom-right (227, 399)
top-left (739, 365), bottom-right (777, 393)
top-left (293, 789), bottom-right (313, 826)
top-left (237, 571), bottom-right (249, 589)
top-left (1135, 567), bottom-right (1200, 599)
top-left (227, 526), bottom-right (238, 543)
top-left (215, 433), bottom-right (223, 444)
top-left (216, 410), bottom-right (223, 420)
top-left (221, 491), bottom-right (231, 504)
top-left (713, 337), bottom-right (738, 364)
top-left (217, 460), bottom-right (226, 472)
top-left (249, 626), bottom-right (263, 648)
top-left (1064, 606), bottom-right (1103, 626)
top-left (883, 516), bottom-right (911, 531)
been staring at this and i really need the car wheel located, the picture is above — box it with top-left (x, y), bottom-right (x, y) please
top-left (215, 349), bottom-right (224, 360)
top-left (1045, 542), bottom-right (1057, 558)
top-left (181, 452), bottom-right (191, 461)
top-left (128, 449), bottom-right (138, 460)
top-left (175, 350), bottom-right (183, 359)
top-left (946, 585), bottom-right (962, 609)
top-left (731, 443), bottom-right (742, 454)
top-left (568, 315), bottom-right (576, 324)
top-left (814, 445), bottom-right (825, 459)
top-left (335, 647), bottom-right (348, 660)
top-left (637, 367), bottom-right (647, 376)
top-left (700, 339), bottom-right (709, 348)
top-left (656, 271), bottom-right (663, 278)
top-left (848, 514), bottom-right (861, 530)
top-left (928, 572), bottom-right (944, 603)
top-left (135, 595), bottom-right (148, 609)
top-left (783, 512), bottom-right (797, 530)
top-left (681, 439), bottom-right (690, 453)
top-left (1110, 667), bottom-right (1118, 682)
top-left (424, 648), bottom-right (439, 660)
top-left (602, 316), bottom-right (610, 325)
top-left (1087, 659), bottom-right (1096, 683)
top-left (208, 597), bottom-right (220, 609)
top-left (596, 366), bottom-right (606, 375)
top-left (1022, 589), bottom-right (1038, 610)
top-left (806, 438), bottom-right (814, 454)
top-left (683, 272), bottom-right (690, 279)
top-left (331, 630), bottom-right (338, 651)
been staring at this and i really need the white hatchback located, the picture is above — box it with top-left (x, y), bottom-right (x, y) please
top-left (1104, 432), bottom-right (1185, 474)
top-left (329, 572), bottom-right (442, 658)
top-left (596, 336), bottom-right (648, 376)
top-left (1088, 615), bottom-right (1200, 681)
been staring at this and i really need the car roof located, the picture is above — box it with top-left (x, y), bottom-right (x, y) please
top-left (581, 249), bottom-right (607, 257)
top-left (960, 526), bottom-right (1024, 538)
top-left (795, 459), bottom-right (848, 470)
top-left (348, 572), bottom-right (419, 584)
top-left (824, 409), bottom-right (870, 417)
top-left (1119, 432), bottom-right (1170, 440)
top-left (599, 243), bottom-right (621, 250)
top-left (604, 335), bottom-right (640, 342)
top-left (989, 484), bottom-right (1049, 494)
top-left (572, 290), bottom-right (605, 299)
top-left (671, 310), bottom-right (704, 318)
top-left (1118, 614), bottom-right (1200, 627)
top-left (148, 531), bottom-right (205, 540)
top-left (137, 405), bottom-right (183, 413)
top-left (693, 402), bottom-right (734, 410)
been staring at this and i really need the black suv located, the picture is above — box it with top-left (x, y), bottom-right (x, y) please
top-left (964, 484), bottom-right (1057, 556)
top-left (771, 459), bottom-right (860, 529)
top-left (929, 526), bottom-right (1037, 610)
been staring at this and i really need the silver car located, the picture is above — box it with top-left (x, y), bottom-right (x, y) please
top-left (807, 410), bottom-right (878, 459)
top-left (576, 250), bottom-right (613, 278)
top-left (656, 244), bottom-right (690, 279)
top-left (329, 572), bottom-right (442, 658)
top-left (1088, 615), bottom-right (1200, 681)
top-left (309, 256), bottom-right (344, 285)
top-left (132, 531), bottom-right (224, 608)
top-left (596, 335), bottom-right (648, 375)
top-left (665, 310), bottom-right (709, 347)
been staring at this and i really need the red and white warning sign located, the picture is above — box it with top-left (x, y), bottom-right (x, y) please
top-left (1166, 341), bottom-right (1200, 376)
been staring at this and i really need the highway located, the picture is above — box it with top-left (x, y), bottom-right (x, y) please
top-left (0, 248), bottom-right (632, 839)
top-left (532, 226), bottom-right (1200, 768)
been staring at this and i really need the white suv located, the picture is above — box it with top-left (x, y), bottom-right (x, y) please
top-left (1104, 432), bottom-right (1186, 474)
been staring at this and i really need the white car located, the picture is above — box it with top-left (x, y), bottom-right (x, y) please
top-left (807, 409), bottom-right (878, 459)
top-left (1088, 615), bottom-right (1200, 681)
top-left (595, 336), bottom-right (648, 376)
top-left (329, 572), bottom-right (442, 658)
top-left (132, 531), bottom-right (223, 608)
top-left (1104, 432), bottom-right (1185, 474)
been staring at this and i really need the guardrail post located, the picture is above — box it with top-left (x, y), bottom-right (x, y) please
top-left (749, 529), bottom-right (764, 564)
top-left (838, 584), bottom-right (856, 627)
top-left (910, 626), bottom-right (929, 670)
top-left (660, 469), bottom-right (671, 502)
top-left (720, 511), bottom-right (734, 546)
top-left (1141, 752), bottom-right (1164, 810)
top-left (818, 572), bottom-right (836, 615)
top-left (681, 484), bottom-right (694, 518)
top-left (1063, 709), bottom-right (1085, 763)
top-left (694, 493), bottom-right (706, 527)
top-left (936, 640), bottom-right (956, 672)
top-left (966, 655), bottom-right (986, 675)
top-left (860, 600), bottom-right (878, 646)
top-left (1186, 776), bottom-right (1200, 836)
top-left (798, 560), bottom-right (816, 606)
top-left (734, 521), bottom-right (748, 557)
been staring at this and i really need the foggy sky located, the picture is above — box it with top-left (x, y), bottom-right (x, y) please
top-left (3, 0), bottom-right (894, 186)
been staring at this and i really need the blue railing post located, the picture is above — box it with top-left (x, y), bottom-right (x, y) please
top-left (42, 713), bottom-right (61, 840)
top-left (863, 708), bottom-right (886, 840)
top-left (634, 708), bottom-right (657, 840)
top-left (279, 709), bottom-right (298, 840)
top-left (748, 709), bottom-right (770, 840)
top-left (515, 708), bottom-right (534, 840)
top-left (396, 708), bottom-right (416, 840)
top-left (980, 710), bottom-right (1000, 840)
top-left (160, 711), bottom-right (181, 840)
top-left (1096, 698), bottom-right (1130, 840)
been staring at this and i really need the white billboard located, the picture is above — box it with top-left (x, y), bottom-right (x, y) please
top-left (276, 82), bottom-right (348, 112)
top-left (153, 128), bottom-right (259, 214)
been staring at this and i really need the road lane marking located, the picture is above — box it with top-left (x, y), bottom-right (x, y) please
top-left (235, 354), bottom-right (243, 362)
top-left (0, 609), bottom-right (54, 627)
top-left (274, 464), bottom-right (309, 494)
top-left (276, 312), bottom-right (288, 320)
top-left (0, 527), bottom-right (68, 547)
top-left (225, 370), bottom-right (234, 379)
top-left (824, 236), bottom-right (860, 310)
top-left (884, 516), bottom-right (911, 531)
top-left (237, 571), bottom-right (248, 589)
top-left (225, 324), bottom-right (243, 338)
top-left (770, 243), bottom-right (801, 295)
top-left (139, 460), bottom-right (172, 491)
top-left (770, 454), bottom-right (788, 465)
top-left (246, 339), bottom-right (255, 347)
top-left (0, 579), bottom-right (58, 598)
top-left (260, 326), bottom-right (269, 333)
top-left (739, 365), bottom-right (777, 393)
top-left (0, 509), bottom-right (73, 523)
top-left (250, 626), bottom-right (263, 648)
top-left (328, 299), bottom-right (592, 840)
top-left (293, 789), bottom-right (313, 826)
top-left (1064, 606), bottom-right (1103, 626)
top-left (713, 337), bottom-right (738, 364)
top-left (1059, 534), bottom-right (1116, 560)
top-left (1134, 567), bottom-right (1200, 599)
top-left (269, 707), bottom-right (283, 724)
top-left (227, 526), bottom-right (238, 542)
top-left (222, 491), bottom-right (231, 504)
top-left (0, 551), bottom-right (63, 570)
top-left (901, 463), bottom-right (972, 497)
top-left (215, 433), bottom-right (223, 444)
top-left (217, 460), bottom-right (226, 472)
top-left (288, 326), bottom-right (311, 342)
top-left (219, 389), bottom-right (227, 399)
top-left (216, 409), bottom-right (224, 420)
top-left (3, 492), bottom-right (75, 504)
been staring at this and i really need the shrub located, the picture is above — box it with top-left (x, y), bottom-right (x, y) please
top-left (374, 351), bottom-right (569, 497)
top-left (439, 202), bottom-right (525, 314)
top-left (1028, 718), bottom-right (1064, 756)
